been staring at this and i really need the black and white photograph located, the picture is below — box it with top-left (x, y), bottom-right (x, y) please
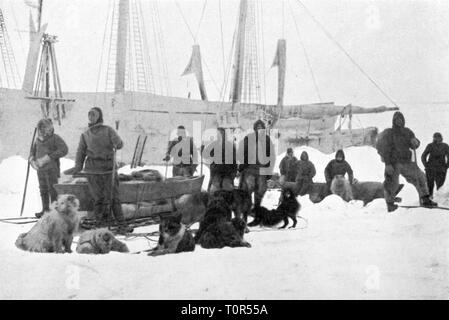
top-left (0, 0), bottom-right (448, 301)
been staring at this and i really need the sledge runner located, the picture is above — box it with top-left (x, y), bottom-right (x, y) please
top-left (295, 151), bottom-right (316, 196)
top-left (279, 147), bottom-right (298, 185)
top-left (74, 107), bottom-right (131, 232)
top-left (421, 132), bottom-right (449, 197)
top-left (376, 111), bottom-right (437, 212)
top-left (163, 125), bottom-right (198, 177)
top-left (237, 119), bottom-right (276, 227)
top-left (30, 119), bottom-right (68, 218)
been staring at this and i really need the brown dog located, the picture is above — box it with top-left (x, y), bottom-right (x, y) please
top-left (16, 195), bottom-right (80, 253)
top-left (76, 229), bottom-right (129, 254)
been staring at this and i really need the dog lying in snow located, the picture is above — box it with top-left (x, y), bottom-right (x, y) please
top-left (148, 214), bottom-right (195, 256)
top-left (76, 229), bottom-right (129, 254)
top-left (15, 195), bottom-right (80, 253)
top-left (198, 217), bottom-right (251, 249)
top-left (254, 188), bottom-right (301, 228)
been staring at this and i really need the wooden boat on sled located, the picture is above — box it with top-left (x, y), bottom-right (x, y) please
top-left (54, 175), bottom-right (204, 229)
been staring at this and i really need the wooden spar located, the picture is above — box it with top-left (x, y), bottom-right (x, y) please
top-left (37, 0), bottom-right (43, 32)
top-left (131, 109), bottom-right (216, 115)
top-left (230, 0), bottom-right (248, 107)
top-left (115, 0), bottom-right (129, 94)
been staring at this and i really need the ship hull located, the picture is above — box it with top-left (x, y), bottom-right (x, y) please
top-left (0, 88), bottom-right (378, 163)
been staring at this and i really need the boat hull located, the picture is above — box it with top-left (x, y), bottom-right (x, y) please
top-left (54, 175), bottom-right (204, 211)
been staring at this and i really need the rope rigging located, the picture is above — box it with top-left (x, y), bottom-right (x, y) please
top-left (288, 0), bottom-right (322, 102)
top-left (294, 0), bottom-right (400, 108)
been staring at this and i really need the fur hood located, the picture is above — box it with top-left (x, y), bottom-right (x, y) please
top-left (335, 149), bottom-right (345, 161)
top-left (37, 118), bottom-right (54, 139)
top-left (253, 119), bottom-right (266, 131)
top-left (392, 111), bottom-right (405, 129)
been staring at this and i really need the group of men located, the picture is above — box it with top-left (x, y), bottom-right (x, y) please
top-left (278, 111), bottom-right (448, 212)
top-left (278, 147), bottom-right (354, 197)
top-left (164, 119), bottom-right (275, 226)
top-left (29, 108), bottom-right (448, 231)
top-left (30, 107), bottom-right (131, 233)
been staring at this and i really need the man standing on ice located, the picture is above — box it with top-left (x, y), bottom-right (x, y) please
top-left (237, 119), bottom-right (276, 227)
top-left (421, 132), bottom-right (449, 197)
top-left (74, 107), bottom-right (130, 232)
top-left (30, 118), bottom-right (68, 218)
top-left (163, 125), bottom-right (198, 177)
top-left (376, 111), bottom-right (437, 212)
top-left (295, 151), bottom-right (316, 196)
top-left (279, 147), bottom-right (298, 185)
top-left (202, 127), bottom-right (237, 192)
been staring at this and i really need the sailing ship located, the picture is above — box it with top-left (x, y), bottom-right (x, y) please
top-left (0, 0), bottom-right (398, 164)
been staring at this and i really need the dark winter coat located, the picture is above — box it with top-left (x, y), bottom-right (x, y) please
top-left (75, 123), bottom-right (123, 172)
top-left (237, 130), bottom-right (276, 175)
top-left (167, 136), bottom-right (198, 167)
top-left (31, 133), bottom-right (68, 174)
top-left (279, 155), bottom-right (299, 182)
top-left (376, 111), bottom-right (419, 165)
top-left (421, 142), bottom-right (449, 172)
top-left (324, 149), bottom-right (353, 183)
top-left (296, 152), bottom-right (316, 181)
top-left (203, 138), bottom-right (237, 177)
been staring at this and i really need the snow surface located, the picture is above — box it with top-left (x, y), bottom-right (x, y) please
top-left (1, 141), bottom-right (449, 299)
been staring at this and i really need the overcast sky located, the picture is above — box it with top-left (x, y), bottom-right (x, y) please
top-left (1, 0), bottom-right (448, 109)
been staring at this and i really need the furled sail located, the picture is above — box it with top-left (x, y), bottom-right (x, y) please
top-left (272, 39), bottom-right (286, 108)
top-left (270, 39), bottom-right (286, 126)
top-left (182, 44), bottom-right (208, 101)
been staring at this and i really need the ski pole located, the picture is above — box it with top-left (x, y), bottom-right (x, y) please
top-left (20, 127), bottom-right (37, 216)
top-left (109, 147), bottom-right (117, 230)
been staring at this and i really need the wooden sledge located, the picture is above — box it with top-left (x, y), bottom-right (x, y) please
top-left (54, 175), bottom-right (205, 229)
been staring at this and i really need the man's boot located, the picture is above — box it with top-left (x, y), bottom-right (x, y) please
top-left (35, 194), bottom-right (50, 218)
top-left (387, 202), bottom-right (398, 213)
top-left (421, 195), bottom-right (437, 208)
top-left (93, 202), bottom-right (105, 228)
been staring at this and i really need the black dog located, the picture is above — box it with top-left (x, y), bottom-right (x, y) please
top-left (254, 188), bottom-right (300, 228)
top-left (198, 217), bottom-right (251, 249)
top-left (194, 196), bottom-right (232, 243)
top-left (213, 189), bottom-right (252, 222)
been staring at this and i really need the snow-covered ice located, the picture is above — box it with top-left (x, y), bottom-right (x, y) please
top-left (1, 140), bottom-right (448, 299)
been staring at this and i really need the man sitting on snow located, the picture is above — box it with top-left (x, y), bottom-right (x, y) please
top-left (376, 111), bottom-right (437, 212)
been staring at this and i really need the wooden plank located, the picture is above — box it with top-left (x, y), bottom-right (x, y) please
top-left (54, 175), bottom-right (204, 211)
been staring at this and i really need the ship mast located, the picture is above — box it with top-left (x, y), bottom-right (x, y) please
top-left (114, 0), bottom-right (129, 94)
top-left (229, 0), bottom-right (248, 108)
top-left (37, 0), bottom-right (43, 32)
